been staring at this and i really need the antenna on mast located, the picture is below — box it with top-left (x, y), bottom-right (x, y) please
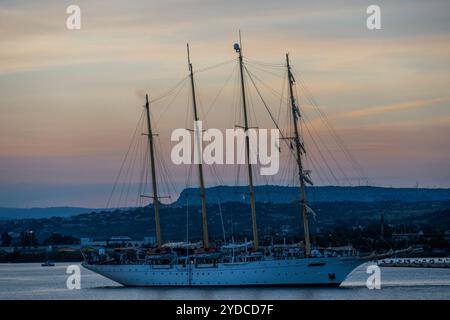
top-left (187, 43), bottom-right (191, 65)
top-left (239, 30), bottom-right (242, 52)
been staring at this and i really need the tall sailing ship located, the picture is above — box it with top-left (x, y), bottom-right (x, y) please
top-left (82, 36), bottom-right (365, 286)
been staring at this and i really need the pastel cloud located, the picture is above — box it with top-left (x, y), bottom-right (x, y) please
top-left (343, 97), bottom-right (450, 118)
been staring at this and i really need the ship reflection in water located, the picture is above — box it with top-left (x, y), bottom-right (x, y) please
top-left (0, 263), bottom-right (449, 300)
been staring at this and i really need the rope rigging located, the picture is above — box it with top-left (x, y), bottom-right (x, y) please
top-left (292, 66), bottom-right (370, 185)
top-left (106, 54), bottom-right (371, 216)
top-left (242, 59), bottom-right (369, 187)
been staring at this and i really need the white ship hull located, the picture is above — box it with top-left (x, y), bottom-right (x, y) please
top-left (82, 257), bottom-right (361, 287)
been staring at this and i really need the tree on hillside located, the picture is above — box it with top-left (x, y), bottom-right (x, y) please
top-left (43, 233), bottom-right (79, 245)
top-left (1, 232), bottom-right (12, 247)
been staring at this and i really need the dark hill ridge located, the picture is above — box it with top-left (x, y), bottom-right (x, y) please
top-left (1, 200), bottom-right (450, 243)
top-left (1, 186), bottom-right (450, 220)
top-left (176, 186), bottom-right (450, 206)
top-left (0, 207), bottom-right (105, 220)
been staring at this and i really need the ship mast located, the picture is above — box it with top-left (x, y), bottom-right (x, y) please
top-left (144, 94), bottom-right (162, 250)
top-left (187, 43), bottom-right (210, 249)
top-left (286, 54), bottom-right (311, 257)
top-left (235, 32), bottom-right (259, 250)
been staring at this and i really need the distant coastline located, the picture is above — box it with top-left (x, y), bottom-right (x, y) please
top-left (176, 185), bottom-right (450, 206)
top-left (1, 185), bottom-right (450, 220)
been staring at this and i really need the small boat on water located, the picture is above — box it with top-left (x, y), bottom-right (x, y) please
top-left (41, 260), bottom-right (55, 267)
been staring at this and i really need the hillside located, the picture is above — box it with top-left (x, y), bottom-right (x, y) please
top-left (1, 200), bottom-right (449, 243)
top-left (2, 186), bottom-right (450, 220)
top-left (176, 186), bottom-right (450, 205)
top-left (0, 207), bottom-right (101, 220)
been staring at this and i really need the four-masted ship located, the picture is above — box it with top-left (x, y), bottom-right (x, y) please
top-left (82, 36), bottom-right (363, 286)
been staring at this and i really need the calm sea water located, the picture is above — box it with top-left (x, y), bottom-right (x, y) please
top-left (0, 262), bottom-right (449, 300)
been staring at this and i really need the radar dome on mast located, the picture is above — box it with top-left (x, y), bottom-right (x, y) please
top-left (233, 43), bottom-right (240, 52)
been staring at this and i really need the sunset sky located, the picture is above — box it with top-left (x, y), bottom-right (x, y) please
top-left (1, 0), bottom-right (449, 207)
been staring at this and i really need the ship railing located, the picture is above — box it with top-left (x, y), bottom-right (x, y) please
top-left (312, 246), bottom-right (357, 257)
top-left (377, 257), bottom-right (450, 267)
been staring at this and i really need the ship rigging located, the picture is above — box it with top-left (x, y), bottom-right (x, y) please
top-left (82, 34), bottom-right (370, 286)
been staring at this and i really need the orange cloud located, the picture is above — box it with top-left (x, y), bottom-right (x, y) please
top-left (343, 97), bottom-right (450, 118)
